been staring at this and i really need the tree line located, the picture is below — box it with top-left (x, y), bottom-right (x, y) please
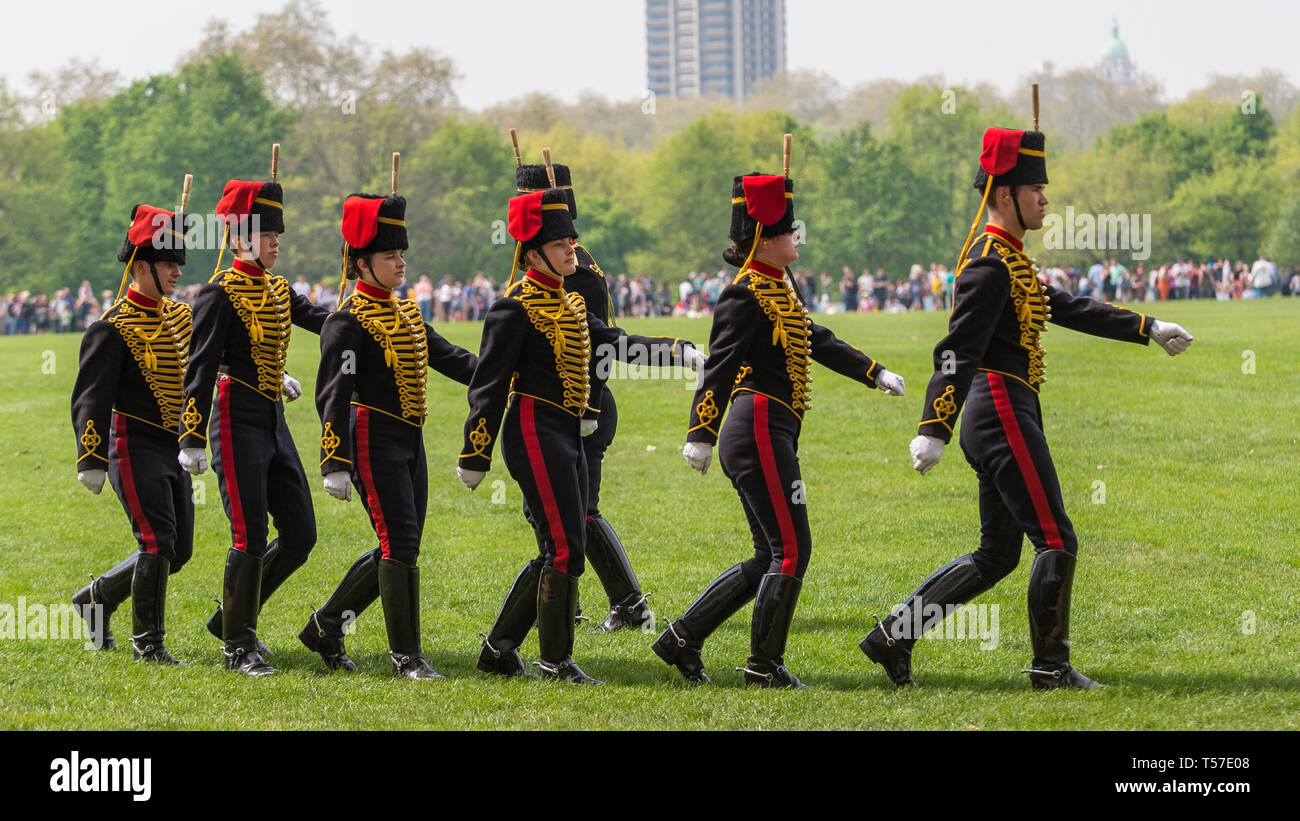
top-left (1, 0), bottom-right (1296, 297)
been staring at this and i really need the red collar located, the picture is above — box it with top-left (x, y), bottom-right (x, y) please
top-left (525, 269), bottom-right (562, 290)
top-left (232, 257), bottom-right (267, 278)
top-left (125, 288), bottom-right (160, 310)
top-left (355, 280), bottom-right (392, 300)
top-left (984, 224), bottom-right (1024, 252)
top-left (747, 259), bottom-right (786, 280)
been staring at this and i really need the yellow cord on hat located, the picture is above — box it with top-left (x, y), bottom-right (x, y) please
top-left (337, 243), bottom-right (350, 312)
top-left (115, 246), bottom-right (138, 304)
top-left (507, 240), bottom-right (523, 288)
top-left (741, 223), bottom-right (764, 275)
top-left (213, 223), bottom-right (231, 275)
top-left (955, 175), bottom-right (995, 287)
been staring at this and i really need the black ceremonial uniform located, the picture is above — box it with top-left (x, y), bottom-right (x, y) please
top-left (70, 203), bottom-right (191, 663)
top-left (181, 178), bottom-right (330, 675)
top-left (861, 128), bottom-right (1156, 690)
top-left (515, 159), bottom-right (686, 632)
top-left (464, 186), bottom-right (690, 684)
top-left (300, 192), bottom-right (478, 678)
top-left (653, 172), bottom-right (890, 688)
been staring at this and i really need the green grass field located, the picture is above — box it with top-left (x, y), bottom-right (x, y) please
top-left (1, 298), bottom-right (1296, 730)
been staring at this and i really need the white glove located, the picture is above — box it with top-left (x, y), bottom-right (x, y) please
top-left (580, 419), bottom-right (599, 437)
top-left (909, 435), bottom-right (944, 475)
top-left (682, 441), bottom-right (713, 475)
top-left (1150, 320), bottom-right (1193, 356)
top-left (282, 372), bottom-right (302, 401)
top-left (178, 447), bottom-right (208, 475)
top-left (323, 471), bottom-right (351, 501)
top-left (458, 466), bottom-right (486, 490)
top-left (77, 469), bottom-right (106, 495)
top-left (876, 369), bottom-right (906, 396)
top-left (683, 346), bottom-right (708, 372)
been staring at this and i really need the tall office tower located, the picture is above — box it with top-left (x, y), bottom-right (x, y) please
top-left (647, 0), bottom-right (786, 105)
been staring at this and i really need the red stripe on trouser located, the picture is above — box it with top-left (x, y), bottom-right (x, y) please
top-left (986, 373), bottom-right (1065, 551)
top-left (355, 407), bottom-right (391, 560)
top-left (752, 394), bottom-right (799, 575)
top-left (113, 413), bottom-right (159, 554)
top-left (218, 378), bottom-right (248, 552)
top-left (520, 397), bottom-right (570, 573)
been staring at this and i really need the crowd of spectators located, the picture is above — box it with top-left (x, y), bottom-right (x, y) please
top-left (5, 256), bottom-right (1297, 335)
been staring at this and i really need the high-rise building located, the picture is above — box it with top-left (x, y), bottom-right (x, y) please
top-left (646, 0), bottom-right (786, 105)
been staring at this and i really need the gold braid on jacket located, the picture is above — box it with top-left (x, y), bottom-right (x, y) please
top-left (107, 299), bottom-right (192, 430)
top-left (740, 268), bottom-right (814, 416)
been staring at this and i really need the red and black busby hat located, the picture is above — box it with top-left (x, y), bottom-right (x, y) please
top-left (517, 163), bottom-right (576, 220)
top-left (730, 173), bottom-right (795, 245)
top-left (341, 193), bottom-right (408, 259)
top-left (117, 204), bottom-right (186, 266)
top-left (972, 128), bottom-right (1048, 191)
top-left (216, 179), bottom-right (285, 236)
top-left (509, 188), bottom-right (578, 252)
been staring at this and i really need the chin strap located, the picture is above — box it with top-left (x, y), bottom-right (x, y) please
top-left (148, 261), bottom-right (163, 297)
top-left (1010, 185), bottom-right (1027, 231)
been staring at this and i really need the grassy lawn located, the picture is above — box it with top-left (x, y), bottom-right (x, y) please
top-left (1, 297), bottom-right (1296, 729)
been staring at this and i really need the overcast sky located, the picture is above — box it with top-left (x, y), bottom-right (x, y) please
top-left (3, 0), bottom-right (1296, 107)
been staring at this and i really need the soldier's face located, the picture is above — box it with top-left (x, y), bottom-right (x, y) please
top-left (250, 231), bottom-right (280, 268)
top-left (365, 249), bottom-right (407, 289)
top-left (531, 238), bottom-right (577, 277)
top-left (1017, 184), bottom-right (1049, 230)
top-left (761, 231), bottom-right (800, 266)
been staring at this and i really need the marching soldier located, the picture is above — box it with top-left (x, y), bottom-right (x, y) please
top-left (653, 147), bottom-right (906, 688)
top-left (512, 153), bottom-right (706, 633)
top-left (859, 118), bottom-right (1194, 689)
top-left (71, 195), bottom-right (193, 663)
top-left (459, 177), bottom-right (699, 684)
top-left (302, 182), bottom-right (477, 678)
top-left (179, 156), bottom-right (332, 676)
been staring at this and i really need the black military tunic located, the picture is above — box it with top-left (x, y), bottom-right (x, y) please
top-left (72, 288), bottom-right (195, 566)
top-left (181, 256), bottom-right (330, 561)
top-left (917, 224), bottom-right (1153, 568)
top-left (686, 257), bottom-right (886, 581)
top-left (460, 268), bottom-right (688, 576)
top-left (317, 279), bottom-right (477, 566)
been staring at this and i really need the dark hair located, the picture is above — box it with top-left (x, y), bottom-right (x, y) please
top-left (345, 250), bottom-right (372, 281)
top-left (722, 244), bottom-right (747, 267)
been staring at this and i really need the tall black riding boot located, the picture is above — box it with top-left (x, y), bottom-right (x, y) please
top-left (651, 563), bottom-right (757, 685)
top-left (741, 573), bottom-right (806, 688)
top-left (130, 552), bottom-right (183, 664)
top-left (298, 549), bottom-right (379, 672)
top-left (221, 548), bottom-right (277, 676)
top-left (205, 538), bottom-right (303, 654)
top-left (477, 561), bottom-right (541, 677)
top-left (859, 553), bottom-right (993, 687)
top-left (586, 517), bottom-right (654, 633)
top-left (379, 559), bottom-right (442, 680)
top-left (72, 553), bottom-right (137, 650)
top-left (1024, 550), bottom-right (1104, 690)
top-left (535, 566), bottom-right (602, 684)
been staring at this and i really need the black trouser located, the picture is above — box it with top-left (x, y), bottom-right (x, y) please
top-left (108, 412), bottom-right (194, 570)
top-left (350, 406), bottom-right (426, 567)
top-left (958, 371), bottom-right (1078, 582)
top-left (582, 387), bottom-right (616, 517)
top-left (209, 374), bottom-right (317, 562)
top-left (717, 392), bottom-right (812, 582)
top-left (502, 396), bottom-right (588, 577)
